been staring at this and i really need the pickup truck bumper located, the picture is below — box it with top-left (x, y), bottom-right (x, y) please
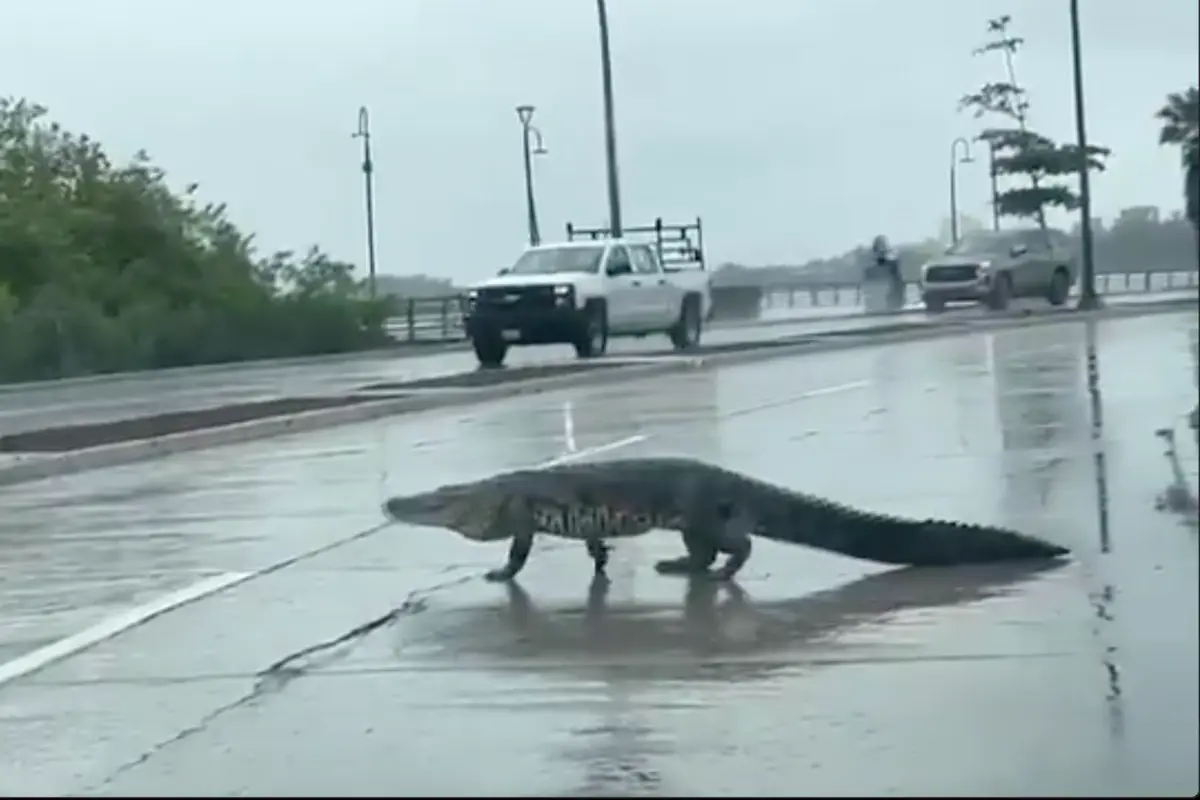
top-left (921, 274), bottom-right (994, 303)
top-left (464, 306), bottom-right (588, 346)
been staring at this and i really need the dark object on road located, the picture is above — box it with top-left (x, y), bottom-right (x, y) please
top-left (383, 457), bottom-right (1069, 581)
top-left (1153, 425), bottom-right (1199, 520)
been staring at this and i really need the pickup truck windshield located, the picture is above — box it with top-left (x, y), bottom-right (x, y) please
top-left (508, 246), bottom-right (604, 275)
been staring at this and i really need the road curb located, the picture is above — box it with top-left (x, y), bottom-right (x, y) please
top-left (0, 298), bottom-right (1192, 489)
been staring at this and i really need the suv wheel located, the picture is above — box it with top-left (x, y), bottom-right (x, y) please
top-left (986, 273), bottom-right (1012, 311)
top-left (668, 295), bottom-right (703, 350)
top-left (923, 294), bottom-right (946, 313)
top-left (573, 303), bottom-right (608, 359)
top-left (1046, 267), bottom-right (1070, 306)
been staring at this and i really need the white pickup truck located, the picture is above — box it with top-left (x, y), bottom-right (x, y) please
top-left (462, 225), bottom-right (712, 368)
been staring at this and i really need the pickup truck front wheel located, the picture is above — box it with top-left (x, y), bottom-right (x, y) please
top-left (471, 332), bottom-right (508, 368)
top-left (573, 302), bottom-right (608, 359)
top-left (668, 294), bottom-right (703, 351)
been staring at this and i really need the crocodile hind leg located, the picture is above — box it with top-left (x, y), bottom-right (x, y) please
top-left (655, 501), bottom-right (753, 580)
top-left (585, 538), bottom-right (611, 577)
top-left (653, 530), bottom-right (717, 575)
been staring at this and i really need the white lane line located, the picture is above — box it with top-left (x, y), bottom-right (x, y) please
top-left (542, 434), bottom-right (646, 467)
top-left (562, 400), bottom-right (578, 454)
top-left (0, 571), bottom-right (251, 688)
top-left (0, 434), bottom-right (649, 688)
top-left (721, 380), bottom-right (869, 420)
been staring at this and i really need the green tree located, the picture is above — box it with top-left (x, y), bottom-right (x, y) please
top-left (958, 15), bottom-right (1111, 227)
top-left (0, 97), bottom-right (393, 382)
top-left (1155, 86), bottom-right (1199, 240)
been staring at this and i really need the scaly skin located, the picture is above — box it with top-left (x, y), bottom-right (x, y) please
top-left (382, 456), bottom-right (1070, 582)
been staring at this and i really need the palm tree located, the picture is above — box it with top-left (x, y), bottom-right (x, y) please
top-left (1156, 87), bottom-right (1200, 262)
top-left (1157, 87), bottom-right (1199, 149)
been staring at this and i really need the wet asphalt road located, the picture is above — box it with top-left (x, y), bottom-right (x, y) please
top-left (0, 290), bottom-right (1192, 438)
top-left (0, 311), bottom-right (1197, 796)
top-left (0, 307), bottom-right (891, 437)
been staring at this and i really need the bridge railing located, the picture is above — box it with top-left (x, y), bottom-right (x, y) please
top-left (384, 269), bottom-right (1199, 343)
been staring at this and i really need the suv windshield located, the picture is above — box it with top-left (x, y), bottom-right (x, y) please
top-left (945, 231), bottom-right (1015, 256)
top-left (508, 246), bottom-right (604, 275)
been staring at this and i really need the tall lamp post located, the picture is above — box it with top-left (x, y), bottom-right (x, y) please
top-left (1069, 0), bottom-right (1101, 310)
top-left (949, 137), bottom-right (975, 245)
top-left (515, 105), bottom-right (549, 247)
top-left (595, 0), bottom-right (623, 237)
top-left (352, 106), bottom-right (378, 299)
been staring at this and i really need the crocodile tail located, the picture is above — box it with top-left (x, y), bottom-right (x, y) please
top-left (759, 490), bottom-right (1069, 566)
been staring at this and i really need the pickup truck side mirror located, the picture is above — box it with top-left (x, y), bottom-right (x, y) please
top-left (606, 261), bottom-right (632, 277)
top-left (497, 267), bottom-right (512, 276)
top-left (1009, 244), bottom-right (1028, 258)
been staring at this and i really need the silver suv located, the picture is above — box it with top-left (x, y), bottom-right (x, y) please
top-left (919, 228), bottom-right (1077, 312)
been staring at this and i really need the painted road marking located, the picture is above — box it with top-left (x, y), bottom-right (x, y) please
top-left (0, 434), bottom-right (649, 688)
top-left (0, 571), bottom-right (251, 687)
top-left (721, 380), bottom-right (870, 421)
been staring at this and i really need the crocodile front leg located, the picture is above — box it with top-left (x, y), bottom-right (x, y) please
top-left (485, 529), bottom-right (534, 582)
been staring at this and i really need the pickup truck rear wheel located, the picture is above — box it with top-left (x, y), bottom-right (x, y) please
top-left (472, 333), bottom-right (508, 368)
top-left (573, 302), bottom-right (608, 359)
top-left (668, 294), bottom-right (703, 350)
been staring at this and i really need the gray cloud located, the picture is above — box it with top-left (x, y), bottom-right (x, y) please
top-left (4, 0), bottom-right (1196, 282)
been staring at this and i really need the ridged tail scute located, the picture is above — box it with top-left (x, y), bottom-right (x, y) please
top-left (763, 490), bottom-right (1069, 566)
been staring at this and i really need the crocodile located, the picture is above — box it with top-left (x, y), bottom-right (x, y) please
top-left (382, 456), bottom-right (1069, 582)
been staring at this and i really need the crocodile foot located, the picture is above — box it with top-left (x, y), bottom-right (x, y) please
top-left (654, 556), bottom-right (735, 581)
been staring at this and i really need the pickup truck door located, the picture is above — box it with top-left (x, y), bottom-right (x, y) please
top-left (1013, 229), bottom-right (1053, 292)
top-left (629, 244), bottom-right (679, 329)
top-left (601, 244), bottom-right (640, 333)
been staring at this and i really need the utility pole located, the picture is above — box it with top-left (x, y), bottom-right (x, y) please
top-left (595, 0), bottom-right (623, 238)
top-left (352, 106), bottom-right (378, 299)
top-left (1069, 0), bottom-right (1101, 309)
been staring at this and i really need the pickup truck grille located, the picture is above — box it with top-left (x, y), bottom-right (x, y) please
top-left (925, 264), bottom-right (980, 283)
top-left (476, 286), bottom-right (558, 312)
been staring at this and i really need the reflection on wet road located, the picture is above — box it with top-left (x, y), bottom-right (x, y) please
top-left (0, 312), bottom-right (1196, 796)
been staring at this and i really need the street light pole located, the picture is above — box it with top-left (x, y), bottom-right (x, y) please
top-left (595, 0), bottom-right (623, 238)
top-left (515, 105), bottom-right (548, 247)
top-left (352, 106), bottom-right (378, 299)
top-left (1069, 0), bottom-right (1101, 310)
top-left (949, 137), bottom-right (975, 245)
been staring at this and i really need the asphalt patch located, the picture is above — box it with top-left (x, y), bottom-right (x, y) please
top-left (0, 395), bottom-right (407, 453)
top-left (359, 360), bottom-right (629, 391)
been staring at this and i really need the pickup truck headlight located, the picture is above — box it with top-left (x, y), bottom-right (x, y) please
top-left (553, 284), bottom-right (574, 307)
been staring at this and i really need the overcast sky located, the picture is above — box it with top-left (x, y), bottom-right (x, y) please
top-left (4, 0), bottom-right (1196, 281)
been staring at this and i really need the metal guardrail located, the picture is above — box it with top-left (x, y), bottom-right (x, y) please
top-left (385, 270), bottom-right (1199, 344)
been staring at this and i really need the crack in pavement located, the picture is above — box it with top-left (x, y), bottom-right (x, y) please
top-left (86, 569), bottom-right (478, 793)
